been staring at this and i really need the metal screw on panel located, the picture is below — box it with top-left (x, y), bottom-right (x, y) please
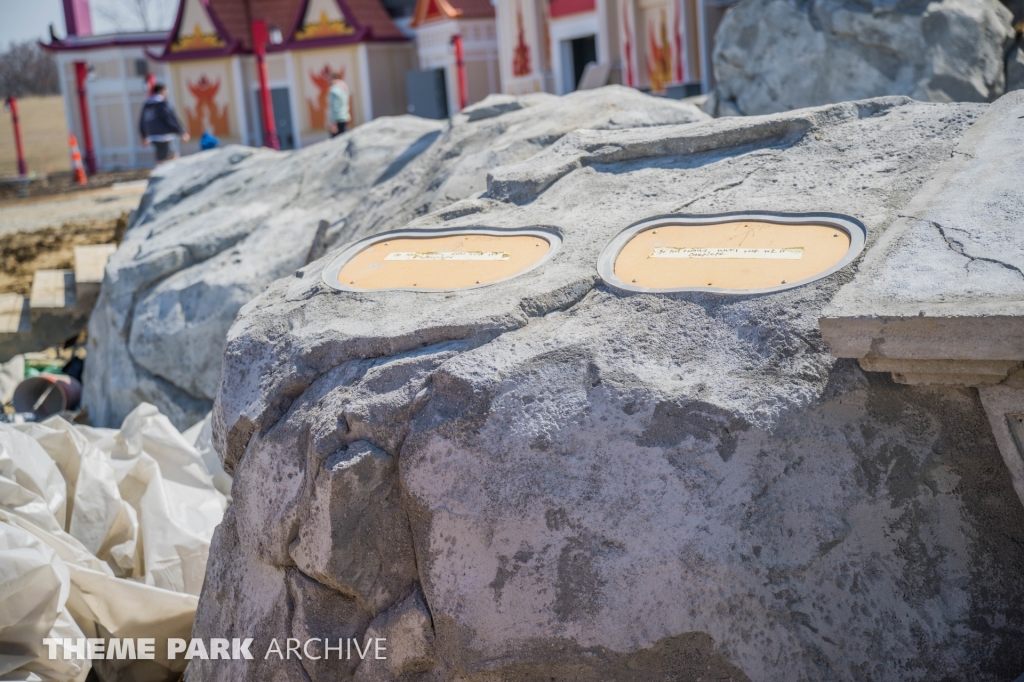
top-left (781, 280), bottom-right (787, 284)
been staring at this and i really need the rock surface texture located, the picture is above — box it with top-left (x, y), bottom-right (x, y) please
top-left (83, 89), bottom-right (707, 429)
top-left (192, 95), bottom-right (1024, 681)
top-left (713, 0), bottom-right (1015, 115)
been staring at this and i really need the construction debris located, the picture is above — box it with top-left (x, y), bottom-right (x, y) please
top-left (0, 217), bottom-right (122, 361)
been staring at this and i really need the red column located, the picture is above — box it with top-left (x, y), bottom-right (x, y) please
top-left (451, 34), bottom-right (468, 112)
top-left (73, 61), bottom-right (97, 174)
top-left (251, 20), bottom-right (280, 150)
top-left (6, 97), bottom-right (28, 177)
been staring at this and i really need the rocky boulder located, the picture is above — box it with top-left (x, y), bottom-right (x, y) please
top-left (192, 95), bottom-right (1024, 681)
top-left (83, 88), bottom-right (708, 430)
top-left (1008, 43), bottom-right (1024, 92)
top-left (713, 0), bottom-right (1015, 115)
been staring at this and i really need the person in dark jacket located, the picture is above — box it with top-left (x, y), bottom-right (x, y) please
top-left (139, 83), bottom-right (190, 164)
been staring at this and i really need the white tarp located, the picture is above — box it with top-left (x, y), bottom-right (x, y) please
top-left (0, 404), bottom-right (227, 681)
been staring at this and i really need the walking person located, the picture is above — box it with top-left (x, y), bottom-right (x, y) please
top-left (328, 72), bottom-right (351, 138)
top-left (139, 83), bottom-right (190, 164)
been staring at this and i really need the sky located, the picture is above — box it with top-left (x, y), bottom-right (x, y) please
top-left (0, 0), bottom-right (65, 49)
top-left (0, 0), bottom-right (177, 51)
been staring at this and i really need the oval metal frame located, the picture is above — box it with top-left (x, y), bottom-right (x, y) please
top-left (597, 212), bottom-right (866, 295)
top-left (322, 227), bottom-right (564, 293)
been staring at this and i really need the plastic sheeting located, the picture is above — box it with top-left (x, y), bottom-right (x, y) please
top-left (0, 404), bottom-right (228, 682)
top-left (0, 355), bottom-right (23, 407)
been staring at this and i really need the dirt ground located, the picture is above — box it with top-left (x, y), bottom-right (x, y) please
top-left (0, 172), bottom-right (146, 294)
top-left (0, 213), bottom-right (127, 296)
top-left (0, 180), bottom-right (147, 236)
top-left (0, 95), bottom-right (69, 176)
top-left (0, 168), bottom-right (152, 202)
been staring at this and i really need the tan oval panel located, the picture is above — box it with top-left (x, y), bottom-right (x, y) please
top-left (337, 233), bottom-right (552, 290)
top-left (614, 221), bottom-right (851, 290)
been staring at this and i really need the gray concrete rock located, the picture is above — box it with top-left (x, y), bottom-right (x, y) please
top-left (713, 0), bottom-right (1015, 115)
top-left (188, 506), bottom-right (372, 681)
top-left (353, 591), bottom-right (436, 682)
top-left (83, 88), bottom-right (708, 429)
top-left (193, 97), bottom-right (1024, 681)
top-left (1008, 43), bottom-right (1024, 92)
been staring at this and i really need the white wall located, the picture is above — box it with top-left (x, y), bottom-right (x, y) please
top-left (56, 47), bottom-right (170, 171)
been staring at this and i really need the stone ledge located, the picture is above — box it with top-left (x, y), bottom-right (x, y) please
top-left (866, 360), bottom-right (1023, 387)
top-left (819, 316), bottom-right (1024, 366)
top-left (819, 90), bottom-right (1024, 507)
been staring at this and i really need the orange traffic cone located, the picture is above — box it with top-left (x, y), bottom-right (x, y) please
top-left (69, 134), bottom-right (87, 185)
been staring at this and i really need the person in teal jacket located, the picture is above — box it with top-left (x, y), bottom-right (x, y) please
top-left (328, 73), bottom-right (351, 138)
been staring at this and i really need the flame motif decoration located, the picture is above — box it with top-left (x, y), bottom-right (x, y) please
top-left (647, 11), bottom-right (672, 93)
top-left (172, 24), bottom-right (226, 52)
top-left (295, 9), bottom-right (355, 39)
top-left (185, 75), bottom-right (230, 137)
top-left (512, 5), bottom-right (531, 77)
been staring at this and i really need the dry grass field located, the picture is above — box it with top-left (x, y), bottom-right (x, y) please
top-left (0, 95), bottom-right (69, 177)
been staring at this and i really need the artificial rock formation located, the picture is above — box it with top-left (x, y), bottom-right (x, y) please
top-left (192, 93), bottom-right (1024, 681)
top-left (83, 89), bottom-right (708, 430)
top-left (713, 0), bottom-right (1016, 115)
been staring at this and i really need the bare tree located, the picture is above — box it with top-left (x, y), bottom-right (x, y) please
top-left (94, 0), bottom-right (176, 32)
top-left (0, 42), bottom-right (60, 98)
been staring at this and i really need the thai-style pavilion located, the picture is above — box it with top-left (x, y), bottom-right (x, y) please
top-left (43, 0), bottom-right (736, 172)
top-left (408, 0), bottom-right (501, 117)
top-left (492, 0), bottom-right (734, 97)
top-left (45, 0), bottom-right (415, 170)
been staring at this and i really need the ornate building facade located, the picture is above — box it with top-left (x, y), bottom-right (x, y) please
top-left (46, 0), bottom-right (415, 169)
top-left (43, 0), bottom-right (734, 171)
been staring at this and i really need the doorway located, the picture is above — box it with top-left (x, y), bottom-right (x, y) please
top-left (406, 68), bottom-right (449, 119)
top-left (569, 35), bottom-right (597, 91)
top-left (254, 87), bottom-right (297, 150)
top-left (271, 88), bottom-right (295, 150)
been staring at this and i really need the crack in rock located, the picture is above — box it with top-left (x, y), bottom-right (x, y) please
top-left (902, 214), bottom-right (1024, 279)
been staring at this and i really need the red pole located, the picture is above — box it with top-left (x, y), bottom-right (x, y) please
top-left (146, 73), bottom-right (156, 95)
top-left (251, 20), bottom-right (280, 150)
top-left (451, 34), bottom-right (468, 111)
top-left (73, 61), bottom-right (97, 174)
top-left (6, 97), bottom-right (28, 177)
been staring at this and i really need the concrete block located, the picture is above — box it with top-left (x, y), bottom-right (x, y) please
top-left (29, 269), bottom-right (75, 310)
top-left (73, 243), bottom-right (116, 310)
top-left (820, 91), bottom-right (1024, 387)
top-left (0, 294), bottom-right (29, 334)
